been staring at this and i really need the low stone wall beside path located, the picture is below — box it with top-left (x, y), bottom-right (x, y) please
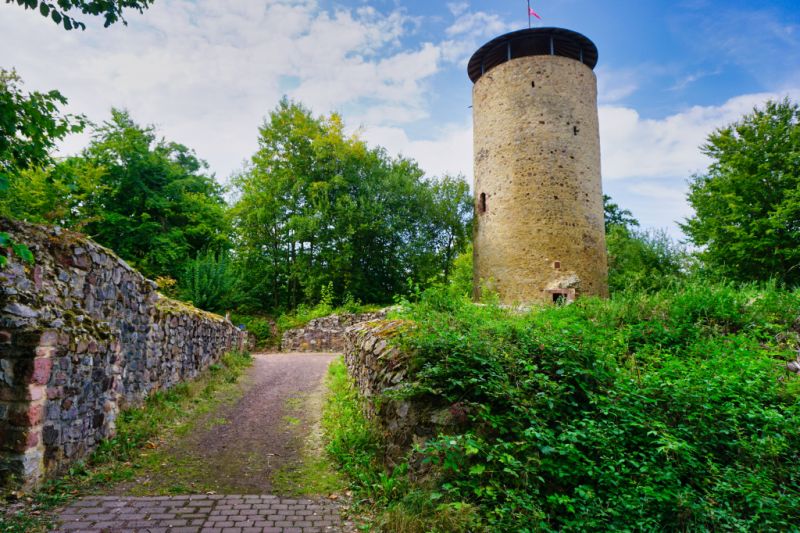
top-left (0, 218), bottom-right (250, 489)
top-left (343, 319), bottom-right (455, 463)
top-left (281, 310), bottom-right (387, 352)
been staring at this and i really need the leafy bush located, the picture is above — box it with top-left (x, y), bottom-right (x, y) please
top-left (276, 282), bottom-right (381, 336)
top-left (229, 313), bottom-right (275, 349)
top-left (345, 281), bottom-right (800, 531)
top-left (323, 358), bottom-right (479, 533)
top-left (606, 225), bottom-right (688, 293)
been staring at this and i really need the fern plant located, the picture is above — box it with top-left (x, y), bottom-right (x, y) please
top-left (178, 250), bottom-right (237, 313)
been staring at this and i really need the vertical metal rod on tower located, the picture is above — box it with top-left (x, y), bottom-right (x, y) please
top-left (527, 0), bottom-right (531, 29)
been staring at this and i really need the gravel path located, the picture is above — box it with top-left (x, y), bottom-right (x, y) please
top-left (52, 353), bottom-right (350, 532)
top-left (166, 352), bottom-right (338, 494)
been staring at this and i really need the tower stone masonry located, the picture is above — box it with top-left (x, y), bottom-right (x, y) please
top-left (469, 27), bottom-right (609, 305)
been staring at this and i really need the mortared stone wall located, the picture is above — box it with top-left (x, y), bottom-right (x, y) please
top-left (472, 54), bottom-right (609, 304)
top-left (0, 218), bottom-right (250, 489)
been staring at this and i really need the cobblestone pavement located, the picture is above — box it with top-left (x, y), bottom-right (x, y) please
top-left (52, 494), bottom-right (350, 532)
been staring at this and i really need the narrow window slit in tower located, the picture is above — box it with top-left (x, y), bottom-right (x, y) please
top-left (531, 80), bottom-right (535, 88)
top-left (479, 192), bottom-right (487, 214)
top-left (573, 126), bottom-right (580, 136)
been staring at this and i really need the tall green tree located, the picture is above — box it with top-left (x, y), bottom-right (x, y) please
top-left (75, 109), bottom-right (229, 279)
top-left (682, 99), bottom-right (800, 285)
top-left (0, 68), bottom-right (85, 267)
top-left (602, 194), bottom-right (686, 293)
top-left (232, 99), bottom-right (472, 311)
top-left (425, 174), bottom-right (473, 283)
top-left (603, 193), bottom-right (639, 231)
top-left (0, 69), bottom-right (85, 194)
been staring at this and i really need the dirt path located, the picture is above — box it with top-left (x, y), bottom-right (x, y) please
top-left (115, 352), bottom-right (339, 495)
top-left (54, 353), bottom-right (353, 532)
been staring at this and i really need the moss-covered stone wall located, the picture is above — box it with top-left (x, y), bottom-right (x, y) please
top-left (0, 218), bottom-right (249, 489)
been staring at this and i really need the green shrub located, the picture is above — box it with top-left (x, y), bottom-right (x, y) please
top-left (323, 358), bottom-right (480, 532)
top-left (276, 284), bottom-right (381, 337)
top-left (178, 250), bottom-right (239, 313)
top-left (229, 313), bottom-right (275, 348)
top-left (606, 225), bottom-right (688, 294)
top-left (364, 281), bottom-right (800, 531)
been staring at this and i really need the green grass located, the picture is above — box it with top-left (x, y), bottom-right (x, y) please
top-left (271, 386), bottom-right (346, 497)
top-left (0, 350), bottom-right (252, 533)
top-left (325, 280), bottom-right (800, 531)
top-left (322, 358), bottom-right (479, 532)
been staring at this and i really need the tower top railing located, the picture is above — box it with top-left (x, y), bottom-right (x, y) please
top-left (468, 27), bottom-right (598, 83)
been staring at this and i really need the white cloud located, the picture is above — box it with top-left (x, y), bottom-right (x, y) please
top-left (440, 6), bottom-right (512, 65)
top-left (360, 121), bottom-right (473, 181)
top-left (595, 66), bottom-right (639, 103)
top-left (599, 90), bottom-right (800, 181)
top-left (0, 0), bottom-right (439, 182)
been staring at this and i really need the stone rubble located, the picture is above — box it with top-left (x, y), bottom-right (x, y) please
top-left (281, 311), bottom-right (386, 353)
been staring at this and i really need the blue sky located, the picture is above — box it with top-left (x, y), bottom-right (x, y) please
top-left (2, 0), bottom-right (799, 237)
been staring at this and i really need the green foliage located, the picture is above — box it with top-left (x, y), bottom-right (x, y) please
top-left (338, 282), bottom-right (800, 531)
top-left (232, 99), bottom-right (472, 313)
top-left (0, 69), bottom-right (85, 268)
top-left (0, 69), bottom-right (85, 191)
top-left (177, 250), bottom-right (238, 313)
top-left (0, 161), bottom-right (106, 227)
top-left (0, 230), bottom-right (34, 268)
top-left (324, 358), bottom-right (479, 532)
top-left (603, 194), bottom-right (639, 231)
top-left (70, 109), bottom-right (230, 279)
top-left (682, 99), bottom-right (800, 286)
top-left (606, 225), bottom-right (687, 293)
top-left (6, 0), bottom-right (154, 31)
top-left (444, 244), bottom-right (473, 299)
top-left (275, 289), bottom-right (379, 337)
top-left (229, 313), bottom-right (275, 349)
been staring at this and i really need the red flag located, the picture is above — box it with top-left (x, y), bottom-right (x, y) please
top-left (529, 6), bottom-right (542, 20)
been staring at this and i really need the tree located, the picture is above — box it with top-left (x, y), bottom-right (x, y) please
top-left (425, 174), bottom-right (473, 283)
top-left (602, 194), bottom-right (685, 293)
top-left (0, 160), bottom-right (105, 227)
top-left (0, 69), bottom-right (85, 193)
top-left (682, 99), bottom-right (800, 285)
top-left (178, 251), bottom-right (238, 313)
top-left (232, 99), bottom-right (472, 311)
top-left (0, 68), bottom-right (85, 267)
top-left (5, 0), bottom-right (154, 31)
top-left (74, 109), bottom-right (229, 279)
top-left (606, 226), bottom-right (686, 293)
top-left (603, 194), bottom-right (639, 231)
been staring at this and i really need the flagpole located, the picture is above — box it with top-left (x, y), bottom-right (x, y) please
top-left (527, 0), bottom-right (531, 28)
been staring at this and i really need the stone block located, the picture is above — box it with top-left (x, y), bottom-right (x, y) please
top-left (31, 358), bottom-right (52, 385)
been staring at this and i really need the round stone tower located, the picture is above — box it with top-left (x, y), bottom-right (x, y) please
top-left (468, 27), bottom-right (608, 305)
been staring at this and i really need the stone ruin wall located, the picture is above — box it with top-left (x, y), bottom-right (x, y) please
top-left (0, 218), bottom-right (250, 489)
top-left (281, 310), bottom-right (387, 353)
top-left (343, 320), bottom-right (454, 463)
top-left (472, 54), bottom-right (609, 304)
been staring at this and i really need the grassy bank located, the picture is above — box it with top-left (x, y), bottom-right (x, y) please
top-left (325, 281), bottom-right (800, 531)
top-left (0, 350), bottom-right (252, 533)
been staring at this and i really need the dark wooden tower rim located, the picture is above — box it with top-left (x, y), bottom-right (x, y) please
top-left (468, 27), bottom-right (598, 83)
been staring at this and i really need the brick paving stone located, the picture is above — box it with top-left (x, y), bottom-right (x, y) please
top-left (51, 494), bottom-right (351, 532)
